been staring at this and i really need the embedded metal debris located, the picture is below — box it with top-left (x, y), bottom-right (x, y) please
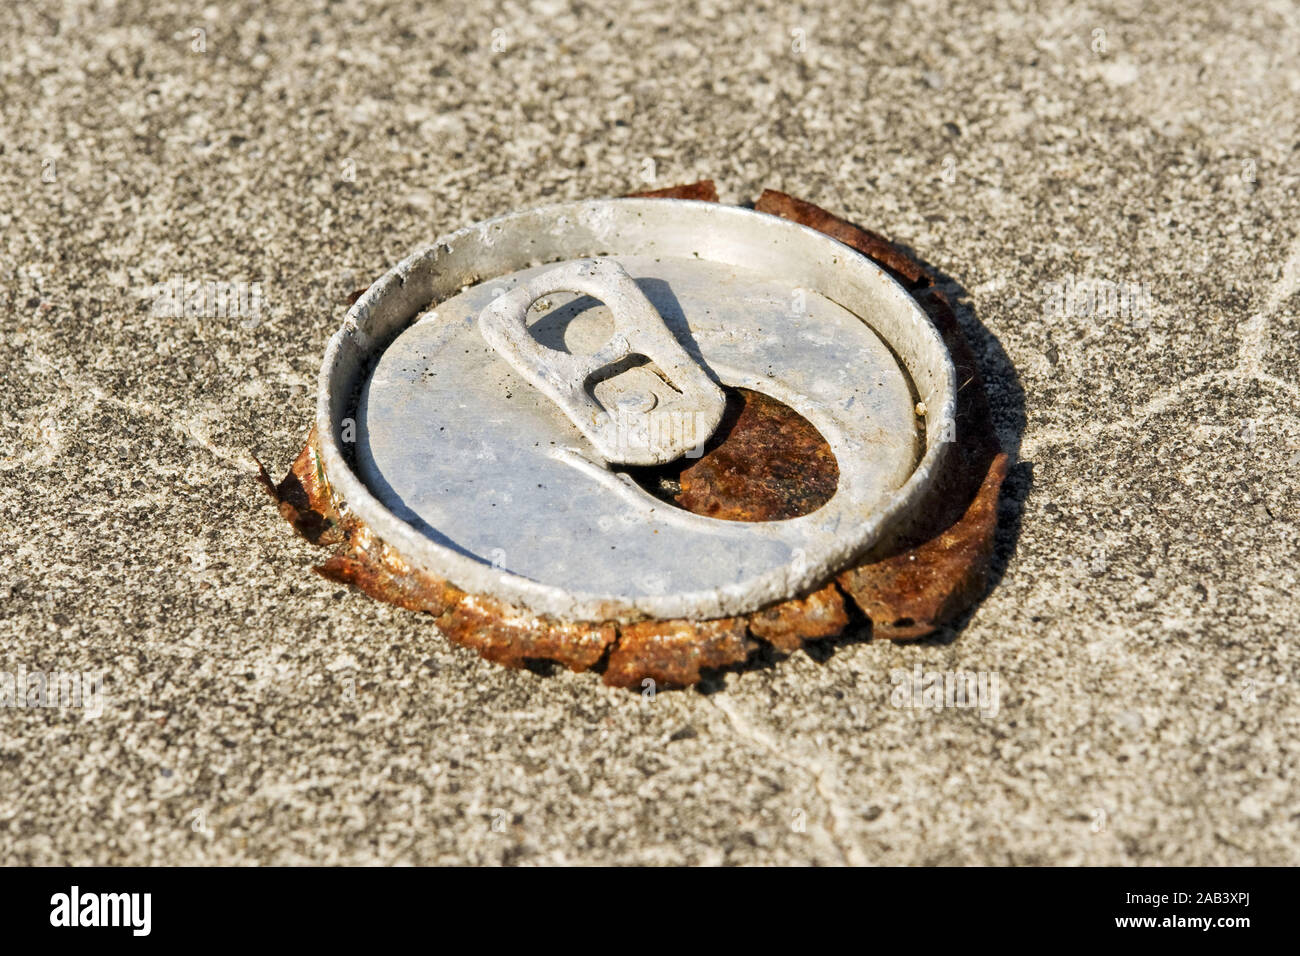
top-left (263, 185), bottom-right (1008, 688)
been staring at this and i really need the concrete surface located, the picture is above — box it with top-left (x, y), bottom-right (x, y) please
top-left (1, 0), bottom-right (1297, 865)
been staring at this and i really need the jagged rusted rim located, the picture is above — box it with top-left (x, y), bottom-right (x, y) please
top-left (260, 182), bottom-right (1008, 688)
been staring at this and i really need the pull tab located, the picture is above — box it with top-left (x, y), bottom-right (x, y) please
top-left (478, 259), bottom-right (726, 466)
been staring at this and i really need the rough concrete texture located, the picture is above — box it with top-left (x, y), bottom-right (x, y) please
top-left (1, 0), bottom-right (1297, 865)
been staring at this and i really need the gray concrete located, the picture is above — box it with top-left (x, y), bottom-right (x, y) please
top-left (0, 0), bottom-right (1296, 865)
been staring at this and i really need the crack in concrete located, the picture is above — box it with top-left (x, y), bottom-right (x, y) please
top-left (1263, 235), bottom-right (1300, 316)
top-left (709, 694), bottom-right (866, 865)
top-left (28, 351), bottom-right (256, 474)
top-left (1023, 239), bottom-right (1300, 459)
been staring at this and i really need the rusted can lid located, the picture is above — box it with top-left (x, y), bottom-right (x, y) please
top-left (315, 198), bottom-right (957, 624)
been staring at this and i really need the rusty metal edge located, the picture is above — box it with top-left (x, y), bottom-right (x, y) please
top-left (262, 183), bottom-right (1008, 688)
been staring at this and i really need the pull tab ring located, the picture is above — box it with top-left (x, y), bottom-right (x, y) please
top-left (478, 258), bottom-right (726, 465)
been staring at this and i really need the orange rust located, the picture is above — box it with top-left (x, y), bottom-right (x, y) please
top-left (315, 553), bottom-right (464, 617)
top-left (752, 189), bottom-right (1007, 643)
top-left (604, 617), bottom-right (752, 688)
top-left (257, 424), bottom-right (346, 545)
top-left (265, 185), bottom-right (1010, 687)
top-left (747, 583), bottom-right (851, 653)
top-left (627, 180), bottom-right (720, 202)
top-left (435, 600), bottom-right (616, 672)
top-left (754, 189), bottom-right (930, 289)
top-left (838, 453), bottom-right (1008, 640)
top-left (674, 388), bottom-right (838, 522)
top-left (261, 430), bottom-right (615, 672)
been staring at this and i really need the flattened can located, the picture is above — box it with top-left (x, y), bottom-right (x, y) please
top-left (265, 184), bottom-right (1008, 688)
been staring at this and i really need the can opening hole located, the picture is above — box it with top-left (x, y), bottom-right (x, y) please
top-left (620, 386), bottom-right (839, 521)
